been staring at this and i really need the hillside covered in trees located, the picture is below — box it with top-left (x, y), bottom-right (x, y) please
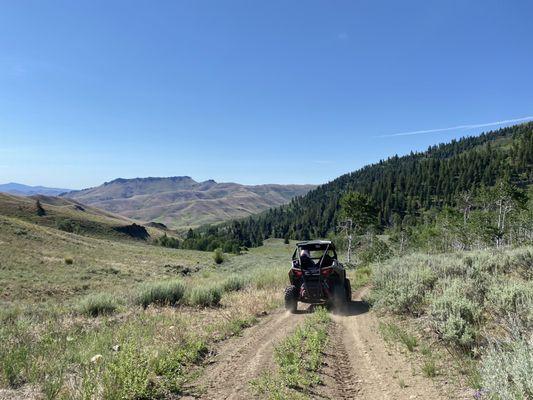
top-left (179, 123), bottom-right (533, 253)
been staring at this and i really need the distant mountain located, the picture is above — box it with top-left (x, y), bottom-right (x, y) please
top-left (0, 182), bottom-right (71, 197)
top-left (62, 176), bottom-right (316, 228)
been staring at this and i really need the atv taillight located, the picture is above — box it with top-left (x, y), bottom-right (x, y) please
top-left (321, 267), bottom-right (333, 276)
top-left (293, 269), bottom-right (303, 277)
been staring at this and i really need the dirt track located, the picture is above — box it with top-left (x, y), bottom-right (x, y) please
top-left (186, 288), bottom-right (463, 399)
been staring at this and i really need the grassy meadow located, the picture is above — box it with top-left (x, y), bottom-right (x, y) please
top-left (0, 200), bottom-right (294, 399)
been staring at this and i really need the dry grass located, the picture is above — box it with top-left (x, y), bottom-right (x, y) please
top-left (0, 211), bottom-right (291, 400)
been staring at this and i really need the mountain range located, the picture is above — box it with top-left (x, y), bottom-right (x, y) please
top-left (0, 182), bottom-right (71, 197)
top-left (62, 176), bottom-right (315, 228)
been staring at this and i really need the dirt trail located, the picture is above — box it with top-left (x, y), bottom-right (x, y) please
top-left (185, 309), bottom-right (307, 399)
top-left (320, 287), bottom-right (453, 400)
top-left (187, 288), bottom-right (462, 399)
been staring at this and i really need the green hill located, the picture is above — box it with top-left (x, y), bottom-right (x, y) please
top-left (0, 193), bottom-right (167, 242)
top-left (183, 123), bottom-right (532, 250)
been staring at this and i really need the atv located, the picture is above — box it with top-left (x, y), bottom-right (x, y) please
top-left (284, 240), bottom-right (351, 313)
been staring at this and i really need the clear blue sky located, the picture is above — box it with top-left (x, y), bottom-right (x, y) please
top-left (1, 1), bottom-right (532, 189)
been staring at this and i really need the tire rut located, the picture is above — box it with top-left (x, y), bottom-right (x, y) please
top-left (186, 308), bottom-right (307, 400)
top-left (325, 287), bottom-right (450, 400)
top-left (318, 321), bottom-right (361, 399)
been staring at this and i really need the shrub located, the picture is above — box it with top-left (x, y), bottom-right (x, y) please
top-left (186, 285), bottom-right (222, 307)
top-left (137, 280), bottom-right (185, 308)
top-left (221, 275), bottom-right (247, 292)
top-left (429, 279), bottom-right (481, 349)
top-left (213, 248), bottom-right (224, 264)
top-left (481, 335), bottom-right (533, 400)
top-left (64, 257), bottom-right (74, 265)
top-left (56, 218), bottom-right (80, 233)
top-left (102, 343), bottom-right (153, 399)
top-left (156, 233), bottom-right (180, 249)
top-left (421, 358), bottom-right (437, 377)
top-left (371, 255), bottom-right (437, 314)
top-left (79, 293), bottom-right (118, 317)
top-left (486, 280), bottom-right (533, 329)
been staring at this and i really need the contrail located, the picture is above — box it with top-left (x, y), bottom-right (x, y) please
top-left (380, 116), bottom-right (533, 137)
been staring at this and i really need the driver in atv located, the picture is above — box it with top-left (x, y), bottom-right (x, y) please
top-left (299, 249), bottom-right (315, 269)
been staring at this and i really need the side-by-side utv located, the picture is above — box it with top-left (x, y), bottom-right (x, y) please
top-left (284, 240), bottom-right (351, 313)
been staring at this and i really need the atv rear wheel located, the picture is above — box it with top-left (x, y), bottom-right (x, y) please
top-left (284, 285), bottom-right (298, 313)
top-left (331, 283), bottom-right (347, 312)
top-left (345, 278), bottom-right (352, 302)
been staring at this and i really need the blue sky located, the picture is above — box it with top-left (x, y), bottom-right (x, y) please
top-left (1, 1), bottom-right (532, 189)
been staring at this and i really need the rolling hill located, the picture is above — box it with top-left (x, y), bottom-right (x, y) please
top-left (0, 192), bottom-right (167, 242)
top-left (62, 176), bottom-right (315, 228)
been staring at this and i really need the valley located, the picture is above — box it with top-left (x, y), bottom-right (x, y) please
top-left (0, 124), bottom-right (531, 400)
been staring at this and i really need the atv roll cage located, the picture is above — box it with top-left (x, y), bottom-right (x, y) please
top-left (291, 240), bottom-right (338, 266)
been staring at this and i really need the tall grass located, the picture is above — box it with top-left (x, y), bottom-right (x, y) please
top-left (79, 293), bottom-right (119, 317)
top-left (186, 285), bottom-right (222, 307)
top-left (137, 280), bottom-right (186, 308)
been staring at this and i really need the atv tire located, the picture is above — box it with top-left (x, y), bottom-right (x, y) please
top-left (345, 278), bottom-right (352, 302)
top-left (284, 285), bottom-right (298, 313)
top-left (332, 283), bottom-right (347, 312)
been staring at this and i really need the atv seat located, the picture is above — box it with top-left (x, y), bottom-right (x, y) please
top-left (319, 254), bottom-right (334, 268)
top-left (300, 255), bottom-right (316, 270)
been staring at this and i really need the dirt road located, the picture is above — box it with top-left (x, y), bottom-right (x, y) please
top-left (186, 288), bottom-right (464, 399)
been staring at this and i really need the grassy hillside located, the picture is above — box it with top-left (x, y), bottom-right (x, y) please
top-left (0, 193), bottom-right (170, 242)
top-left (0, 216), bottom-right (292, 398)
top-left (0, 195), bottom-right (211, 305)
top-left (63, 176), bottom-right (315, 228)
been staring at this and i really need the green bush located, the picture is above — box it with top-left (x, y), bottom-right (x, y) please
top-left (64, 257), bottom-right (74, 265)
top-left (79, 293), bottom-right (118, 317)
top-left (481, 335), bottom-right (533, 400)
top-left (56, 218), bottom-right (80, 233)
top-left (213, 248), bottom-right (224, 264)
top-left (102, 343), bottom-right (153, 399)
top-left (371, 255), bottom-right (437, 314)
top-left (156, 233), bottom-right (180, 249)
top-left (137, 280), bottom-right (185, 308)
top-left (221, 275), bottom-right (247, 292)
top-left (487, 280), bottom-right (533, 329)
top-left (429, 279), bottom-right (481, 349)
top-left (186, 285), bottom-right (222, 307)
